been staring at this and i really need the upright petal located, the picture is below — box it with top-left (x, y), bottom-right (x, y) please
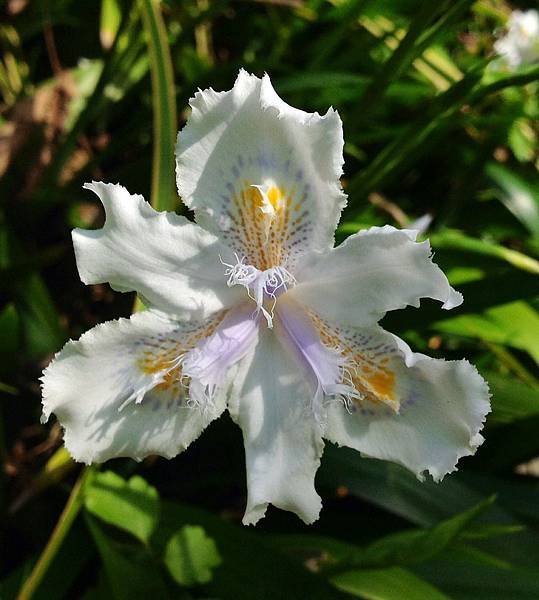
top-left (73, 182), bottom-right (243, 321)
top-left (41, 310), bottom-right (230, 463)
top-left (175, 70), bottom-right (346, 271)
top-left (228, 327), bottom-right (324, 525)
top-left (288, 226), bottom-right (462, 327)
top-left (319, 321), bottom-right (490, 481)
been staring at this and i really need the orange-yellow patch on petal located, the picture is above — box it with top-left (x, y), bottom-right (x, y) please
top-left (266, 185), bottom-right (283, 211)
top-left (364, 369), bottom-right (396, 406)
top-left (136, 313), bottom-right (225, 394)
top-left (308, 310), bottom-right (400, 411)
top-left (221, 179), bottom-right (311, 271)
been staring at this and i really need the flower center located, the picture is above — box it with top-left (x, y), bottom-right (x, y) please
top-left (220, 253), bottom-right (295, 328)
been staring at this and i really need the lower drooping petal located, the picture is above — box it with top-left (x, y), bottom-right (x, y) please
top-left (318, 322), bottom-right (491, 481)
top-left (228, 327), bottom-right (324, 525)
top-left (289, 225), bottom-right (462, 328)
top-left (41, 310), bottom-right (230, 463)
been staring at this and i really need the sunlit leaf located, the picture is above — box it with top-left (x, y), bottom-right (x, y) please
top-left (435, 301), bottom-right (539, 363)
top-left (155, 501), bottom-right (349, 599)
top-left (487, 372), bottom-right (539, 425)
top-left (429, 229), bottom-right (539, 275)
top-left (164, 524), bottom-right (222, 586)
top-left (84, 471), bottom-right (160, 545)
top-left (100, 0), bottom-right (122, 50)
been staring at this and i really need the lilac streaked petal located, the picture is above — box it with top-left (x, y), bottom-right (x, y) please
top-left (276, 297), bottom-right (359, 419)
top-left (182, 303), bottom-right (260, 407)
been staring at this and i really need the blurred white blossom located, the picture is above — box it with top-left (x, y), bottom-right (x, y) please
top-left (494, 9), bottom-right (539, 69)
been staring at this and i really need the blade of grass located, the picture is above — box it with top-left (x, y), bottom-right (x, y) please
top-left (357, 0), bottom-right (472, 115)
top-left (470, 64), bottom-right (539, 102)
top-left (429, 229), bottom-right (539, 275)
top-left (16, 467), bottom-right (93, 600)
top-left (348, 67), bottom-right (483, 201)
top-left (139, 0), bottom-right (177, 212)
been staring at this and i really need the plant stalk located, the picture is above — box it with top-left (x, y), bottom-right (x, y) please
top-left (17, 467), bottom-right (92, 600)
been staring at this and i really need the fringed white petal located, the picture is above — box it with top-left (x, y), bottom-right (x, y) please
top-left (288, 225), bottom-right (462, 327)
top-left (228, 327), bottom-right (324, 525)
top-left (175, 70), bottom-right (346, 271)
top-left (73, 181), bottom-right (243, 321)
top-left (323, 324), bottom-right (491, 481)
top-left (41, 310), bottom-right (229, 463)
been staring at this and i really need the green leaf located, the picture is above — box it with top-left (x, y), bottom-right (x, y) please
top-left (84, 471), bottom-right (160, 545)
top-left (415, 560), bottom-right (539, 600)
top-left (139, 0), bottom-right (177, 212)
top-left (487, 372), bottom-right (539, 425)
top-left (100, 0), bottom-right (122, 50)
top-left (357, 1), bottom-right (471, 116)
top-left (332, 567), bottom-right (450, 600)
top-left (319, 447), bottom-right (539, 569)
top-left (508, 118), bottom-right (537, 163)
top-left (435, 301), bottom-right (539, 363)
top-left (429, 229), bottom-right (539, 274)
top-left (345, 496), bottom-right (495, 569)
top-left (273, 499), bottom-right (496, 576)
top-left (463, 472), bottom-right (539, 530)
top-left (319, 446), bottom-right (483, 527)
top-left (164, 524), bottom-right (222, 587)
top-left (348, 66), bottom-right (483, 200)
top-left (85, 515), bottom-right (168, 600)
top-left (266, 534), bottom-right (361, 569)
top-left (155, 501), bottom-right (349, 599)
top-left (459, 523), bottom-right (525, 541)
top-left (15, 272), bottom-right (65, 357)
top-left (0, 302), bottom-right (20, 365)
top-left (41, 10), bottom-right (147, 196)
top-left (471, 64), bottom-right (539, 103)
top-left (486, 162), bottom-right (539, 238)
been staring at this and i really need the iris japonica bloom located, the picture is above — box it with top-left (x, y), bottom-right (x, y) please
top-left (42, 71), bottom-right (490, 525)
top-left (494, 9), bottom-right (539, 69)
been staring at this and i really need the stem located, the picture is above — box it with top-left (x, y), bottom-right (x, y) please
top-left (17, 467), bottom-right (92, 600)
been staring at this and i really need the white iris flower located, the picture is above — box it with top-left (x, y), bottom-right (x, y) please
top-left (494, 9), bottom-right (539, 69)
top-left (41, 71), bottom-right (490, 525)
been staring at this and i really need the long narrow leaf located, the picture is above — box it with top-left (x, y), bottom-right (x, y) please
top-left (139, 0), bottom-right (177, 212)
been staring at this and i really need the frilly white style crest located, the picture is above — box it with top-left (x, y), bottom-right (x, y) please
top-left (41, 70), bottom-right (490, 525)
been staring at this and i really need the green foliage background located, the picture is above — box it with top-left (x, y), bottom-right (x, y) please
top-left (1, 0), bottom-right (538, 598)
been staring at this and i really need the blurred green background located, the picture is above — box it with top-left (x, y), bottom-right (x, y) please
top-left (1, 0), bottom-right (538, 598)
